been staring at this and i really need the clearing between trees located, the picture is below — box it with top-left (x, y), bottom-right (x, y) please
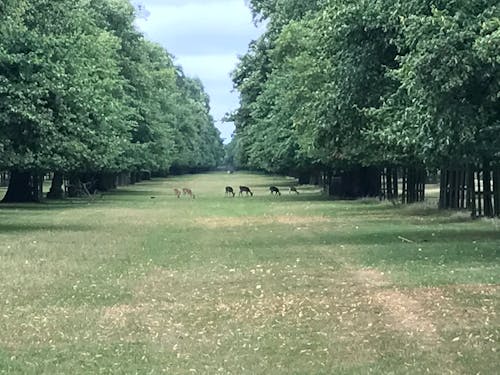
top-left (0, 172), bottom-right (498, 374)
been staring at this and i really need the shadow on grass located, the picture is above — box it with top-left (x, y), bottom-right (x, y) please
top-left (0, 222), bottom-right (97, 233)
top-left (245, 194), bottom-right (333, 202)
top-left (107, 189), bottom-right (162, 196)
top-left (309, 226), bottom-right (498, 247)
top-left (145, 222), bottom-right (499, 270)
top-left (0, 201), bottom-right (93, 211)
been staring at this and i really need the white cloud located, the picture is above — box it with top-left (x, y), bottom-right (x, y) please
top-left (136, 1), bottom-right (262, 55)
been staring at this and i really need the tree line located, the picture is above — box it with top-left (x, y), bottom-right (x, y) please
top-left (0, 0), bottom-right (224, 202)
top-left (228, 0), bottom-right (499, 216)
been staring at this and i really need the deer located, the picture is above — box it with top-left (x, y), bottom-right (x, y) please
top-left (225, 186), bottom-right (235, 197)
top-left (269, 186), bottom-right (281, 196)
top-left (182, 188), bottom-right (195, 198)
top-left (173, 188), bottom-right (182, 198)
top-left (289, 186), bottom-right (299, 194)
top-left (239, 186), bottom-right (253, 196)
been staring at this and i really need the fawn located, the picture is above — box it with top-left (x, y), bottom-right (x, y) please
top-left (289, 186), bottom-right (299, 194)
top-left (182, 188), bottom-right (195, 198)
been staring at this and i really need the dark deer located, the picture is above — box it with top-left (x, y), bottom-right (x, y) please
top-left (239, 186), bottom-right (253, 196)
top-left (225, 186), bottom-right (235, 197)
top-left (289, 186), bottom-right (299, 194)
top-left (269, 186), bottom-right (281, 196)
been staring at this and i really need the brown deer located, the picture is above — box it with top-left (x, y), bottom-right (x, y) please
top-left (269, 186), bottom-right (281, 196)
top-left (239, 186), bottom-right (253, 196)
top-left (289, 186), bottom-right (299, 194)
top-left (173, 188), bottom-right (182, 198)
top-left (225, 186), bottom-right (235, 197)
top-left (182, 188), bottom-right (195, 198)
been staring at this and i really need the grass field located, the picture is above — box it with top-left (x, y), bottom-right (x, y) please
top-left (0, 172), bottom-right (498, 374)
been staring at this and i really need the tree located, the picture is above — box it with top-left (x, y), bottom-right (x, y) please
top-left (1, 0), bottom-right (223, 202)
top-left (0, 0), bottom-right (131, 202)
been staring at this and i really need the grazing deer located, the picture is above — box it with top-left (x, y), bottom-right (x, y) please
top-left (173, 188), bottom-right (182, 198)
top-left (225, 186), bottom-right (235, 197)
top-left (182, 188), bottom-right (195, 198)
top-left (269, 186), bottom-right (281, 196)
top-left (289, 186), bottom-right (299, 194)
top-left (239, 186), bottom-right (253, 196)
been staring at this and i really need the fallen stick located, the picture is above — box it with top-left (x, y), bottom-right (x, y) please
top-left (398, 236), bottom-right (415, 243)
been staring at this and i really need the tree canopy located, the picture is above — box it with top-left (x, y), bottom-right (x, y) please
top-left (230, 0), bottom-right (499, 174)
top-left (0, 0), bottom-right (223, 201)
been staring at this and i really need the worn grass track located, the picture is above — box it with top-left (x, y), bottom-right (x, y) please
top-left (0, 172), bottom-right (499, 374)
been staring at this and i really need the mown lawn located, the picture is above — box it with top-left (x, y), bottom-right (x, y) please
top-left (0, 172), bottom-right (498, 374)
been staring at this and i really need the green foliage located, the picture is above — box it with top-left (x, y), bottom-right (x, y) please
top-left (392, 2), bottom-right (500, 165)
top-left (0, 0), bottom-right (223, 185)
top-left (232, 0), bottom-right (499, 173)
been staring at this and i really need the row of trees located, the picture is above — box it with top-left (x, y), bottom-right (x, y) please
top-left (0, 0), bottom-right (224, 202)
top-left (228, 0), bottom-right (499, 216)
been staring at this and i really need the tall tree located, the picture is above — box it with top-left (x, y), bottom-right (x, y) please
top-left (0, 0), bottom-right (130, 202)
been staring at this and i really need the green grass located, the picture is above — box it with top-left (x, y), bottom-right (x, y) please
top-left (0, 172), bottom-right (498, 374)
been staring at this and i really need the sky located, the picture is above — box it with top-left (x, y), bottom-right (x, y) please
top-left (132, 0), bottom-right (265, 143)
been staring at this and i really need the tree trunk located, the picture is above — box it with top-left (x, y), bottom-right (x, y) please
top-left (385, 168), bottom-right (391, 200)
top-left (468, 166), bottom-right (477, 218)
top-left (407, 167), bottom-right (416, 203)
top-left (483, 160), bottom-right (493, 217)
top-left (46, 172), bottom-right (64, 199)
top-left (459, 169), bottom-right (466, 208)
top-left (439, 169), bottom-right (446, 209)
top-left (401, 169), bottom-right (407, 204)
top-left (66, 175), bottom-right (81, 197)
top-left (0, 171), bottom-right (9, 187)
top-left (130, 171), bottom-right (138, 184)
top-left (493, 166), bottom-right (500, 217)
top-left (297, 173), bottom-right (309, 185)
top-left (392, 168), bottom-right (398, 199)
top-left (1, 170), bottom-right (42, 203)
top-left (477, 171), bottom-right (482, 216)
top-left (96, 173), bottom-right (116, 191)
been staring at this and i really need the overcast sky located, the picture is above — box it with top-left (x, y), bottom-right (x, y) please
top-left (132, 0), bottom-right (264, 143)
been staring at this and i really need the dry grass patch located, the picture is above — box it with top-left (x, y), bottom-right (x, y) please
top-left (99, 301), bottom-right (187, 345)
top-left (413, 284), bottom-right (499, 332)
top-left (354, 268), bottom-right (499, 349)
top-left (355, 268), bottom-right (438, 342)
top-left (0, 306), bottom-right (97, 349)
top-left (372, 290), bottom-right (439, 341)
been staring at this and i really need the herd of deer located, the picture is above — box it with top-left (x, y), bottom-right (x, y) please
top-left (173, 185), bottom-right (299, 199)
top-left (225, 185), bottom-right (299, 197)
top-left (173, 187), bottom-right (195, 199)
